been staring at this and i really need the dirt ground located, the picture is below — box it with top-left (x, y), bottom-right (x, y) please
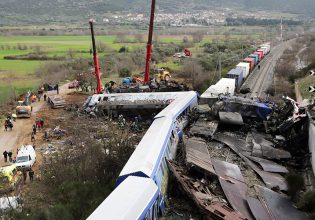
top-left (0, 83), bottom-right (81, 196)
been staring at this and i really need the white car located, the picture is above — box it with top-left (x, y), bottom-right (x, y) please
top-left (15, 145), bottom-right (36, 171)
top-left (309, 70), bottom-right (315, 76)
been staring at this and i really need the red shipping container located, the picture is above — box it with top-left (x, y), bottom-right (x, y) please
top-left (254, 51), bottom-right (262, 60)
top-left (244, 57), bottom-right (255, 71)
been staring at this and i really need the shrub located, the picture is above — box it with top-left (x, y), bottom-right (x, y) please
top-left (118, 68), bottom-right (131, 77)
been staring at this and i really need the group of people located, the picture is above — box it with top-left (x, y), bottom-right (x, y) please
top-left (4, 115), bottom-right (14, 131)
top-left (31, 118), bottom-right (45, 142)
top-left (3, 150), bottom-right (13, 162)
top-left (22, 168), bottom-right (34, 183)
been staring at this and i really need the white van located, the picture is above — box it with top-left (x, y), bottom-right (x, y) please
top-left (15, 145), bottom-right (36, 171)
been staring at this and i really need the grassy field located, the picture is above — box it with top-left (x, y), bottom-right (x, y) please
top-left (299, 76), bottom-right (315, 99)
top-left (0, 31), bottom-right (266, 105)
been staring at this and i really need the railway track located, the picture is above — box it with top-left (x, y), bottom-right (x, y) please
top-left (241, 41), bottom-right (291, 98)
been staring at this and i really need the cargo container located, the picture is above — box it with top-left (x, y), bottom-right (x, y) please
top-left (236, 62), bottom-right (250, 78)
top-left (249, 54), bottom-right (259, 65)
top-left (254, 51), bottom-right (263, 61)
top-left (260, 46), bottom-right (269, 54)
top-left (227, 68), bottom-right (243, 89)
top-left (244, 57), bottom-right (255, 71)
top-left (260, 44), bottom-right (271, 53)
top-left (257, 49), bottom-right (265, 58)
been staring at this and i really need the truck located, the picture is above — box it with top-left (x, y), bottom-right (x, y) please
top-left (0, 164), bottom-right (22, 193)
top-left (15, 145), bottom-right (36, 171)
top-left (16, 91), bottom-right (32, 118)
top-left (47, 95), bottom-right (66, 109)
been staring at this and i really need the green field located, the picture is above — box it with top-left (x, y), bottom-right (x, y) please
top-left (0, 32), bottom-right (266, 105)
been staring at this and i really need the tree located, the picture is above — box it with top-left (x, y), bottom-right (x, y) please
top-left (192, 32), bottom-right (204, 43)
top-left (118, 68), bottom-right (131, 77)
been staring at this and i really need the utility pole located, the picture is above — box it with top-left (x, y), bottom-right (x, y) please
top-left (218, 52), bottom-right (222, 80)
top-left (280, 18), bottom-right (283, 41)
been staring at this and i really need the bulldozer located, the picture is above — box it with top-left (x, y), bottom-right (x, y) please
top-left (16, 91), bottom-right (32, 118)
top-left (155, 67), bottom-right (172, 82)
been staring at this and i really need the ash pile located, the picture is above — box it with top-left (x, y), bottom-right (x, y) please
top-left (166, 96), bottom-right (315, 220)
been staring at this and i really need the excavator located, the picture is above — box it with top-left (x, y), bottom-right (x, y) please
top-left (155, 67), bottom-right (172, 82)
top-left (16, 91), bottom-right (32, 118)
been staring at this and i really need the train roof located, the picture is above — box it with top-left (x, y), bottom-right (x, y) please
top-left (155, 91), bottom-right (198, 118)
top-left (87, 92), bottom-right (189, 107)
top-left (227, 68), bottom-right (243, 76)
top-left (237, 62), bottom-right (250, 67)
top-left (87, 176), bottom-right (159, 220)
top-left (117, 116), bottom-right (174, 185)
top-left (201, 78), bottom-right (235, 98)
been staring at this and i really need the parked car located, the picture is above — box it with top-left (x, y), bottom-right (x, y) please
top-left (309, 70), bottom-right (315, 76)
top-left (15, 145), bottom-right (36, 171)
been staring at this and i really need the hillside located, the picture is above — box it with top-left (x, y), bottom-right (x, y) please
top-left (0, 0), bottom-right (314, 25)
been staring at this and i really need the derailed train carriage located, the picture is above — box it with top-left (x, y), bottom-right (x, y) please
top-left (87, 91), bottom-right (198, 220)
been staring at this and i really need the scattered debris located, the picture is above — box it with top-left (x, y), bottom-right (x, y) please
top-left (167, 160), bottom-right (245, 220)
top-left (219, 112), bottom-right (244, 125)
top-left (212, 159), bottom-right (254, 220)
top-left (244, 155), bottom-right (289, 173)
top-left (189, 120), bottom-right (218, 139)
top-left (250, 185), bottom-right (310, 220)
top-left (184, 137), bottom-right (216, 175)
top-left (0, 196), bottom-right (21, 210)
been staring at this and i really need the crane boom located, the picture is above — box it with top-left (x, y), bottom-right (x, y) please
top-left (89, 19), bottom-right (102, 94)
top-left (144, 0), bottom-right (156, 84)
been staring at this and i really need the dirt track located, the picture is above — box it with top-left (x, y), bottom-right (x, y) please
top-left (0, 84), bottom-right (69, 166)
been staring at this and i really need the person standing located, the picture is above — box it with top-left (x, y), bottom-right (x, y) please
top-left (32, 124), bottom-right (37, 135)
top-left (40, 118), bottom-right (44, 128)
top-left (44, 94), bottom-right (47, 101)
top-left (4, 121), bottom-right (7, 131)
top-left (56, 84), bottom-right (59, 95)
top-left (37, 120), bottom-right (41, 130)
top-left (3, 151), bottom-right (8, 162)
top-left (31, 132), bottom-right (35, 142)
top-left (29, 169), bottom-right (34, 182)
top-left (8, 151), bottom-right (12, 162)
top-left (23, 170), bottom-right (27, 184)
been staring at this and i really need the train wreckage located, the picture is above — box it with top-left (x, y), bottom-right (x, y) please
top-left (85, 89), bottom-right (315, 220)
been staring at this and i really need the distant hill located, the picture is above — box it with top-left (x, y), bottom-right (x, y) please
top-left (0, 0), bottom-right (314, 25)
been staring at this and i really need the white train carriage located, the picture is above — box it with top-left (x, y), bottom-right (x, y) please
top-left (87, 176), bottom-right (159, 220)
top-left (116, 116), bottom-right (177, 214)
top-left (88, 91), bottom-right (198, 219)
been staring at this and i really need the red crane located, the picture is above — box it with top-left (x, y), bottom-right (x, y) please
top-left (89, 19), bottom-right (103, 94)
top-left (144, 0), bottom-right (156, 84)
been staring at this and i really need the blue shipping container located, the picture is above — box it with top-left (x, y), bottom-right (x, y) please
top-left (249, 54), bottom-right (259, 65)
top-left (227, 68), bottom-right (243, 89)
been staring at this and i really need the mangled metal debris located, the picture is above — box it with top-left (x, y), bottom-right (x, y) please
top-left (249, 185), bottom-right (310, 220)
top-left (251, 132), bottom-right (291, 160)
top-left (219, 112), bottom-right (244, 125)
top-left (244, 155), bottom-right (289, 173)
top-left (184, 137), bottom-right (216, 175)
top-left (189, 119), bottom-right (218, 139)
top-left (214, 133), bottom-right (252, 153)
top-left (246, 196), bottom-right (272, 220)
top-left (167, 160), bottom-right (245, 220)
top-left (214, 132), bottom-right (288, 191)
top-left (212, 159), bottom-right (254, 220)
